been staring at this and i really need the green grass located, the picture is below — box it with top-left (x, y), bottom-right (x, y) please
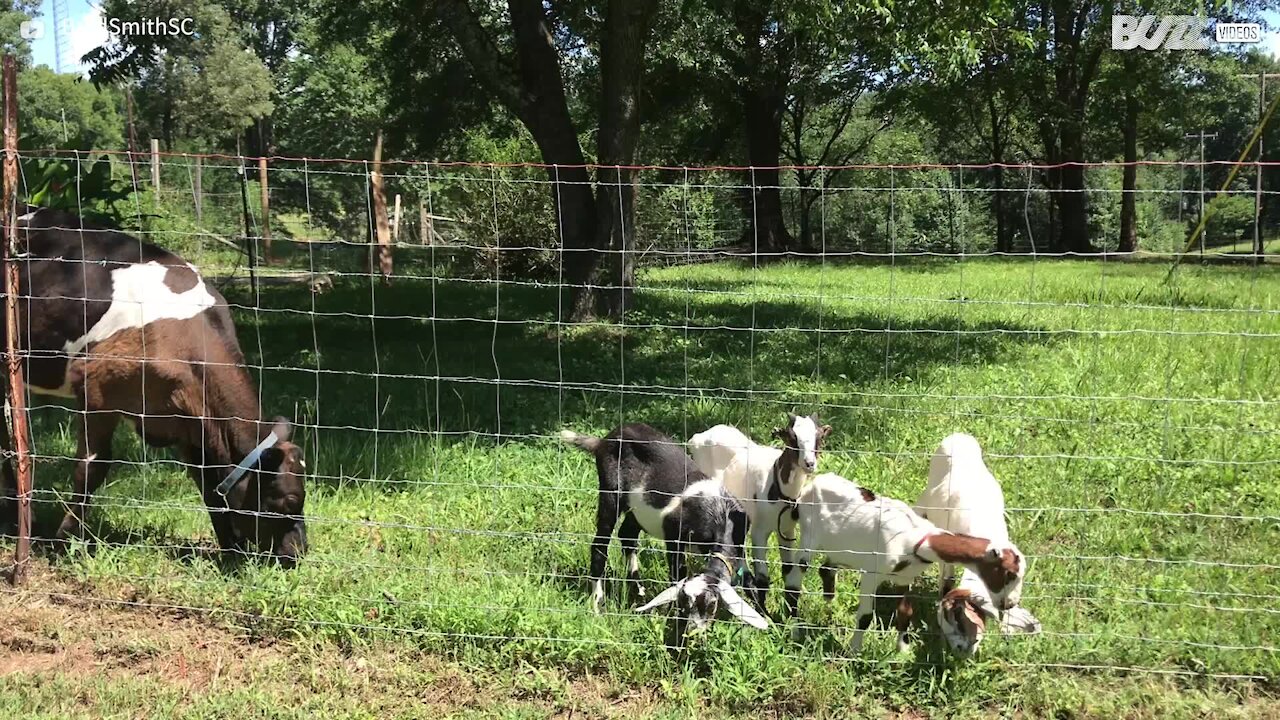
top-left (5, 254), bottom-right (1280, 717)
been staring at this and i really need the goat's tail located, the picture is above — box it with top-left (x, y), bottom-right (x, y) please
top-left (558, 429), bottom-right (601, 454)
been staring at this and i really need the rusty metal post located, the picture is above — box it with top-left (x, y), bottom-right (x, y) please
top-left (2, 55), bottom-right (33, 585)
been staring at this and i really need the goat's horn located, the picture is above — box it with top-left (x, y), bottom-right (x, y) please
top-left (635, 581), bottom-right (685, 614)
top-left (715, 581), bottom-right (770, 630)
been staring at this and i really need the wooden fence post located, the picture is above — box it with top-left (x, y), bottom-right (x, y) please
top-left (150, 138), bottom-right (160, 191)
top-left (258, 156), bottom-right (272, 263)
top-left (392, 193), bottom-right (402, 243)
top-left (370, 131), bottom-right (393, 284)
top-left (2, 55), bottom-right (33, 585)
top-left (193, 155), bottom-right (203, 223)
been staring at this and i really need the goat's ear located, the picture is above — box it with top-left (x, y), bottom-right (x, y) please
top-left (270, 417), bottom-right (293, 443)
top-left (715, 581), bottom-right (769, 629)
top-left (635, 581), bottom-right (685, 614)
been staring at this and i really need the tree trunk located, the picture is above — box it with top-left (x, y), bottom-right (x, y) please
top-left (1057, 125), bottom-right (1093, 254)
top-left (1048, 1), bottom-right (1103, 255)
top-left (435, 0), bottom-right (601, 320)
top-left (597, 0), bottom-right (658, 320)
top-left (740, 83), bottom-right (793, 254)
top-left (1119, 78), bottom-right (1139, 254)
top-left (989, 96), bottom-right (1010, 253)
top-left (370, 130), bottom-right (393, 284)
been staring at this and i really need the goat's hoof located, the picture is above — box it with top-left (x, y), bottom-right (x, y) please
top-left (896, 639), bottom-right (912, 655)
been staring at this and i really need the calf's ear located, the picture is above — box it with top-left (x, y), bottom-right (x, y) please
top-left (270, 416), bottom-right (293, 443)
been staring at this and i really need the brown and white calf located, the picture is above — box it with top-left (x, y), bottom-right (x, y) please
top-left (0, 208), bottom-right (307, 566)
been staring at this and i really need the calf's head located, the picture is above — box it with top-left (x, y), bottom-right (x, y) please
top-left (225, 417), bottom-right (308, 567)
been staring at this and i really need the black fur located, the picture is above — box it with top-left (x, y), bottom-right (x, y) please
top-left (566, 423), bottom-right (752, 599)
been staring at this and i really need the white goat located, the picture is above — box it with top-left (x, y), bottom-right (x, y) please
top-left (782, 472), bottom-right (1026, 654)
top-left (688, 413), bottom-right (829, 606)
top-left (915, 433), bottom-right (1039, 655)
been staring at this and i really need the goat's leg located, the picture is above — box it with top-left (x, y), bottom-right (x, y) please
top-left (782, 548), bottom-right (809, 618)
top-left (589, 490), bottom-right (623, 613)
top-left (894, 589), bottom-right (915, 653)
top-left (819, 564), bottom-right (838, 602)
top-left (617, 512), bottom-right (646, 603)
top-left (55, 412), bottom-right (121, 542)
top-left (849, 574), bottom-right (882, 655)
top-left (938, 561), bottom-right (957, 595)
top-left (783, 549), bottom-right (810, 641)
top-left (664, 538), bottom-right (687, 582)
top-left (748, 520), bottom-right (772, 607)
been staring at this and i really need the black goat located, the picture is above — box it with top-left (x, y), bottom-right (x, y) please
top-left (560, 423), bottom-right (768, 631)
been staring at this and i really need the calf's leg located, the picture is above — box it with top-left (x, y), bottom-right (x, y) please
top-left (55, 412), bottom-right (121, 542)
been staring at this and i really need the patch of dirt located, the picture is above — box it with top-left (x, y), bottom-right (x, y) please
top-left (0, 565), bottom-right (287, 691)
top-left (0, 562), bottom-right (660, 719)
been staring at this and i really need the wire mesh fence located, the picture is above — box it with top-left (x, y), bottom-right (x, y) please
top-left (2, 149), bottom-right (1279, 685)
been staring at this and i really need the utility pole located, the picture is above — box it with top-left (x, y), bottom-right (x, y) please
top-left (1184, 130), bottom-right (1218, 256)
top-left (1239, 73), bottom-right (1280, 260)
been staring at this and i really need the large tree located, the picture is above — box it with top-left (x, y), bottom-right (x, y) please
top-left (433, 0), bottom-right (659, 320)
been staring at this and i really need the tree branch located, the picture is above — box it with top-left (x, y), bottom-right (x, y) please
top-left (432, 0), bottom-right (525, 115)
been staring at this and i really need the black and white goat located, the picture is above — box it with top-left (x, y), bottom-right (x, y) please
top-left (781, 472), bottom-right (1025, 654)
top-left (687, 413), bottom-right (829, 606)
top-left (560, 423), bottom-right (768, 631)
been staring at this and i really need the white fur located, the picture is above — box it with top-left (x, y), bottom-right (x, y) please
top-left (915, 433), bottom-right (1023, 606)
top-left (29, 261), bottom-right (217, 396)
top-left (627, 478), bottom-right (722, 541)
top-left (63, 262), bottom-right (217, 357)
top-left (687, 422), bottom-right (816, 588)
top-left (784, 472), bottom-right (1023, 654)
top-left (791, 415), bottom-right (820, 470)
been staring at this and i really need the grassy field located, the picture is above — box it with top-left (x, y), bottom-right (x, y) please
top-left (3, 253), bottom-right (1280, 718)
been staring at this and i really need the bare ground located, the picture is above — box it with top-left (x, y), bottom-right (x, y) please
top-left (0, 564), bottom-right (664, 719)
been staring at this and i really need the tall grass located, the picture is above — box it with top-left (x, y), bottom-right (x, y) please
top-left (11, 254), bottom-right (1280, 715)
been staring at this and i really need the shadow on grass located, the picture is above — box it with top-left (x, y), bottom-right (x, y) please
top-left (23, 269), bottom-right (1057, 544)
top-left (221, 275), bottom-right (1055, 492)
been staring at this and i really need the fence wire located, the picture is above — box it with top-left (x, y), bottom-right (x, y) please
top-left (2, 150), bottom-right (1279, 684)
